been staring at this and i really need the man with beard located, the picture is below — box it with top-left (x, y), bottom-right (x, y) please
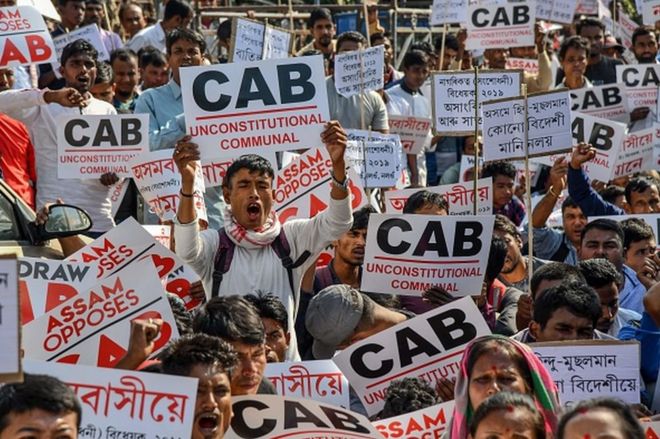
top-left (0, 39), bottom-right (117, 236)
top-left (160, 334), bottom-right (237, 439)
top-left (632, 26), bottom-right (659, 63)
top-left (296, 8), bottom-right (335, 62)
top-left (110, 49), bottom-right (140, 112)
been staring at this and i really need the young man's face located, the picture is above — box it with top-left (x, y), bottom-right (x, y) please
top-left (121, 4), bottom-right (145, 37)
top-left (90, 81), bottom-right (114, 103)
top-left (629, 185), bottom-right (660, 213)
top-left (492, 174), bottom-right (514, 209)
top-left (0, 409), bottom-right (78, 439)
top-left (562, 205), bottom-right (587, 245)
top-left (595, 281), bottom-right (619, 333)
top-left (112, 57), bottom-right (139, 98)
top-left (494, 231), bottom-right (523, 275)
top-left (60, 53), bottom-right (96, 94)
top-left (579, 228), bottom-right (625, 270)
top-left (141, 63), bottom-right (169, 89)
top-left (0, 68), bottom-right (15, 92)
top-left (168, 38), bottom-right (203, 84)
top-left (59, 0), bottom-right (85, 29)
top-left (263, 317), bottom-right (289, 363)
top-left (334, 228), bottom-right (367, 266)
top-left (84, 3), bottom-right (104, 26)
top-left (579, 25), bottom-right (604, 57)
top-left (312, 18), bottom-right (334, 48)
top-left (190, 364), bottom-right (232, 439)
top-left (439, 47), bottom-right (457, 71)
top-left (372, 36), bottom-right (393, 67)
top-left (403, 63), bottom-right (429, 91)
top-left (625, 238), bottom-right (657, 273)
top-left (531, 307), bottom-right (594, 341)
top-left (561, 47), bottom-right (588, 84)
top-left (229, 341), bottom-right (267, 395)
top-left (223, 169), bottom-right (274, 231)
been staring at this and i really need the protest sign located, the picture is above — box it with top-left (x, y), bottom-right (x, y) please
top-left (384, 177), bottom-right (493, 216)
top-left (109, 178), bottom-right (129, 218)
top-left (273, 147), bottom-right (367, 223)
top-left (432, 70), bottom-right (522, 135)
top-left (532, 340), bottom-right (640, 405)
top-left (19, 257), bottom-right (95, 325)
top-left (334, 45), bottom-right (384, 97)
top-left (466, 2), bottom-right (536, 50)
top-left (226, 394), bottom-right (382, 439)
top-left (57, 114), bottom-right (149, 178)
top-left (589, 214), bottom-right (660, 251)
top-left (0, 257), bottom-right (19, 382)
top-left (23, 261), bottom-right (179, 366)
top-left (536, 0), bottom-right (577, 23)
top-left (25, 360), bottom-right (197, 438)
top-left (0, 5), bottom-right (56, 68)
top-left (345, 140), bottom-right (402, 188)
top-left (372, 400), bottom-right (455, 439)
top-left (642, 0), bottom-right (660, 25)
top-left (16, 0), bottom-right (59, 21)
top-left (458, 155), bottom-right (484, 183)
top-left (613, 127), bottom-right (658, 178)
top-left (388, 115), bottom-right (432, 155)
top-left (67, 217), bottom-right (204, 310)
top-left (575, 0), bottom-right (598, 14)
top-left (482, 89), bottom-right (572, 161)
top-left (617, 64), bottom-right (660, 111)
top-left (229, 17), bottom-right (264, 62)
top-left (130, 149), bottom-right (207, 222)
top-left (333, 297), bottom-right (490, 416)
top-left (180, 55), bottom-right (330, 158)
top-left (430, 0), bottom-right (468, 25)
top-left (643, 422), bottom-right (660, 439)
top-left (569, 83), bottom-right (628, 121)
top-left (360, 214), bottom-right (494, 297)
top-left (262, 25), bottom-right (293, 59)
top-left (142, 225), bottom-right (171, 249)
top-left (264, 360), bottom-right (350, 409)
top-left (51, 24), bottom-right (109, 77)
top-left (201, 151), bottom-right (277, 188)
top-left (506, 57), bottom-right (539, 75)
top-left (617, 10), bottom-right (637, 49)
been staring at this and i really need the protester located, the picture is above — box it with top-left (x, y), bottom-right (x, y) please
top-left (371, 32), bottom-right (402, 88)
top-left (244, 293), bottom-right (291, 363)
top-left (470, 392), bottom-right (546, 439)
top-left (494, 214), bottom-right (545, 292)
top-left (602, 35), bottom-right (625, 60)
top-left (557, 398), bottom-right (645, 439)
top-left (297, 8), bottom-right (335, 62)
top-left (481, 161), bottom-right (526, 226)
top-left (434, 33), bottom-right (460, 72)
top-left (600, 184), bottom-right (627, 210)
top-left (621, 218), bottom-right (657, 274)
top-left (447, 335), bottom-right (561, 439)
top-left (119, 1), bottom-right (146, 41)
top-left (138, 47), bottom-right (169, 90)
top-left (109, 48), bottom-right (140, 112)
top-left (438, 135), bottom-right (478, 185)
top-left (631, 26), bottom-right (659, 63)
top-left (160, 333), bottom-right (237, 439)
top-left (402, 190), bottom-right (448, 215)
top-left (557, 36), bottom-right (591, 89)
top-left (0, 374), bottom-right (81, 439)
top-left (126, 0), bottom-right (193, 53)
top-left (379, 378), bottom-right (438, 419)
top-left (84, 0), bottom-right (123, 54)
top-left (89, 61), bottom-right (115, 103)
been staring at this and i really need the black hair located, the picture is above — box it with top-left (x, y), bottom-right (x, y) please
top-left (599, 185), bottom-right (625, 205)
top-left (486, 235), bottom-right (507, 283)
top-left (0, 374), bottom-right (82, 434)
top-left (352, 205), bottom-right (376, 231)
top-left (61, 39), bottom-right (98, 67)
top-left (370, 31), bottom-right (391, 46)
top-left (560, 196), bottom-right (581, 214)
top-left (625, 176), bottom-right (658, 205)
top-left (481, 160), bottom-right (516, 181)
top-left (632, 25), bottom-right (658, 46)
top-left (533, 281), bottom-right (601, 328)
top-left (559, 35), bottom-right (590, 61)
top-left (581, 218), bottom-right (624, 247)
top-left (337, 31), bottom-right (366, 51)
top-left (57, 0), bottom-right (83, 7)
top-left (402, 49), bottom-right (429, 69)
top-left (308, 7), bottom-right (333, 28)
top-left (410, 41), bottom-right (434, 57)
top-left (530, 262), bottom-right (586, 300)
top-left (244, 292), bottom-right (289, 333)
top-left (402, 190), bottom-right (448, 214)
top-left (138, 47), bottom-right (168, 69)
top-left (380, 378), bottom-right (438, 418)
top-left (85, 0), bottom-right (103, 6)
top-left (578, 258), bottom-right (623, 289)
top-left (193, 295), bottom-right (265, 345)
top-left (110, 48), bottom-right (138, 65)
top-left (434, 33), bottom-right (459, 52)
top-left (621, 217), bottom-right (655, 250)
top-left (557, 398), bottom-right (644, 439)
top-left (167, 292), bottom-right (193, 336)
top-left (160, 333), bottom-right (238, 377)
top-left (576, 17), bottom-right (606, 35)
top-left (222, 154), bottom-right (274, 189)
top-left (163, 0), bottom-right (192, 21)
top-left (94, 61), bottom-right (114, 84)
top-left (470, 392), bottom-right (546, 439)
top-left (217, 18), bottom-right (232, 41)
top-left (166, 28), bottom-right (206, 55)
top-left (119, 1), bottom-right (142, 21)
top-left (494, 214), bottom-right (520, 239)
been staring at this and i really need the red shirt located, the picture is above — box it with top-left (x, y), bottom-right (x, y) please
top-left (0, 114), bottom-right (36, 209)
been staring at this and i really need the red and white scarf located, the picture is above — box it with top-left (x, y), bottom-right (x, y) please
top-left (223, 205), bottom-right (281, 249)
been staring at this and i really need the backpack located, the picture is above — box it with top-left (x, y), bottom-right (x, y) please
top-left (211, 228), bottom-right (311, 299)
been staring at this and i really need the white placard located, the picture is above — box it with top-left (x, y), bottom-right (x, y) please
top-left (16, 0), bottom-right (60, 21)
top-left (230, 17), bottom-right (264, 62)
top-left (345, 140), bottom-right (402, 188)
top-left (181, 56), bottom-right (330, 158)
top-left (51, 24), bottom-right (110, 77)
top-left (506, 57), bottom-right (539, 75)
top-left (57, 114), bottom-right (149, 178)
top-left (482, 89), bottom-right (572, 161)
top-left (570, 83), bottom-right (628, 121)
top-left (262, 25), bottom-right (292, 60)
top-left (334, 46), bottom-right (384, 97)
top-left (617, 11), bottom-right (637, 49)
top-left (617, 64), bottom-right (660, 111)
top-left (142, 224), bottom-right (171, 249)
top-left (360, 214), bottom-right (494, 297)
top-left (0, 257), bottom-right (19, 381)
top-left (642, 0), bottom-right (660, 25)
top-left (25, 360), bottom-right (197, 438)
top-left (333, 297), bottom-right (491, 416)
top-left (532, 341), bottom-right (640, 405)
top-left (0, 6), bottom-right (57, 68)
top-left (466, 2), bottom-right (536, 50)
top-left (226, 395), bottom-right (382, 438)
top-left (458, 155), bottom-right (484, 183)
top-left (431, 0), bottom-right (468, 25)
top-left (109, 178), bottom-right (129, 217)
top-left (372, 401), bottom-right (455, 438)
top-left (536, 0), bottom-right (578, 23)
top-left (576, 0), bottom-right (598, 14)
top-left (23, 261), bottom-right (179, 366)
top-left (264, 360), bottom-right (350, 409)
top-left (433, 70), bottom-right (522, 135)
top-left (614, 126), bottom-right (658, 178)
top-left (388, 115), bottom-right (432, 155)
top-left (384, 177), bottom-right (493, 216)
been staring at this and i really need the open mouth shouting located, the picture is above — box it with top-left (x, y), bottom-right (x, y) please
top-left (246, 202), bottom-right (261, 222)
top-left (196, 411), bottom-right (221, 438)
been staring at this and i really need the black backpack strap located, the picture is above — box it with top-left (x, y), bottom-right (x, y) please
top-left (270, 229), bottom-right (311, 298)
top-left (550, 239), bottom-right (571, 263)
top-left (211, 229), bottom-right (235, 298)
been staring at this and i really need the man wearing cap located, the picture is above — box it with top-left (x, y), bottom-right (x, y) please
top-left (602, 34), bottom-right (625, 60)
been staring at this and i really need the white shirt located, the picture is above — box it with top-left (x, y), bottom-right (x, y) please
top-left (0, 89), bottom-right (116, 232)
top-left (126, 22), bottom-right (166, 53)
top-left (174, 197), bottom-right (353, 361)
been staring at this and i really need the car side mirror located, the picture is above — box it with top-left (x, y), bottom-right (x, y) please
top-left (39, 205), bottom-right (92, 240)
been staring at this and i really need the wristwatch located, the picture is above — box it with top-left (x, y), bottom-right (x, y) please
top-left (330, 170), bottom-right (349, 190)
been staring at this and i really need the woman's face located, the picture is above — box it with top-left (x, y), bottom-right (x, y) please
top-left (469, 349), bottom-right (530, 410)
top-left (473, 407), bottom-right (538, 439)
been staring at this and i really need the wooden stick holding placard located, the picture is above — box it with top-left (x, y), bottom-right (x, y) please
top-left (363, 2), bottom-right (371, 47)
top-left (522, 84), bottom-right (534, 286)
top-left (473, 65), bottom-right (479, 215)
top-left (288, 0), bottom-right (294, 33)
top-left (438, 25), bottom-right (447, 71)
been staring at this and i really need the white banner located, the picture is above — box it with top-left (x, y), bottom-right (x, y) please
top-left (536, 0), bottom-right (577, 23)
top-left (52, 24), bottom-right (109, 78)
top-left (57, 114), bottom-right (149, 178)
top-left (345, 140), bottom-right (402, 188)
top-left (372, 401), bottom-right (455, 438)
top-left (617, 64), bottom-right (660, 111)
top-left (262, 25), bottom-right (293, 60)
top-left (466, 2), bottom-right (536, 50)
top-left (642, 0), bottom-right (660, 25)
top-left (614, 126), bottom-right (658, 178)
top-left (333, 297), bottom-right (491, 416)
top-left (360, 214), bottom-right (494, 297)
top-left (0, 257), bottom-right (19, 382)
top-left (570, 83), bottom-right (628, 121)
top-left (0, 6), bottom-right (57, 67)
top-left (142, 224), bottom-right (171, 249)
top-left (334, 46), bottom-right (384, 97)
top-left (431, 0), bottom-right (468, 25)
top-left (388, 115), bottom-right (432, 155)
top-left (230, 17), bottom-right (264, 62)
